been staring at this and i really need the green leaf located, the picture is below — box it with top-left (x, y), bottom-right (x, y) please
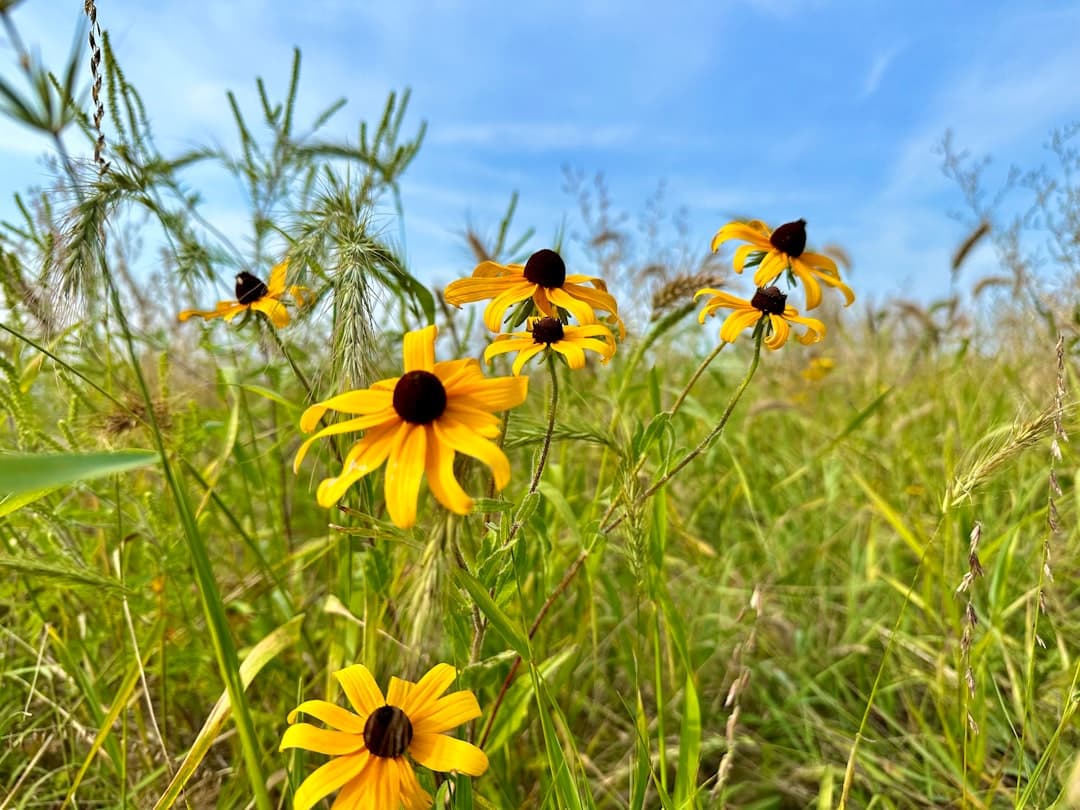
top-left (453, 568), bottom-right (531, 660)
top-left (0, 450), bottom-right (159, 515)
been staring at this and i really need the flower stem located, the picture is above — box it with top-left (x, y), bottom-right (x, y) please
top-left (504, 354), bottom-right (559, 546)
top-left (603, 333), bottom-right (762, 533)
top-left (669, 340), bottom-right (727, 418)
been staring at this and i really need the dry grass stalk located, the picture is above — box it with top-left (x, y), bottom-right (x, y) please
top-left (951, 220), bottom-right (991, 272)
top-left (712, 586), bottom-right (761, 801)
top-left (650, 270), bottom-right (726, 318)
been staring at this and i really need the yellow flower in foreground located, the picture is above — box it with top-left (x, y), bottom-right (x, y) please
top-left (178, 261), bottom-right (308, 328)
top-left (695, 286), bottom-right (825, 350)
top-left (281, 663), bottom-right (488, 810)
top-left (294, 325), bottom-right (528, 527)
top-left (483, 316), bottom-right (616, 375)
top-left (444, 248), bottom-right (622, 333)
top-left (711, 219), bottom-right (854, 310)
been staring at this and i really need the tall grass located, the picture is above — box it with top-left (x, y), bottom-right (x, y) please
top-left (1, 6), bottom-right (1078, 809)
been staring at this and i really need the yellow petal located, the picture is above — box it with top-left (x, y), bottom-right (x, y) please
top-left (440, 403), bottom-right (502, 437)
top-left (752, 250), bottom-right (788, 287)
top-left (292, 751), bottom-right (371, 810)
top-left (410, 691), bottom-right (482, 735)
top-left (383, 423), bottom-right (426, 529)
top-left (178, 300), bottom-right (246, 322)
top-left (483, 281), bottom-right (537, 332)
top-left (287, 699), bottom-right (367, 733)
top-left (436, 416), bottom-right (511, 490)
top-left (280, 723), bottom-right (365, 755)
top-left (732, 243), bottom-right (759, 271)
top-left (267, 260), bottom-right (289, 295)
top-left (251, 296), bottom-right (290, 328)
top-left (531, 286), bottom-right (557, 317)
top-left (764, 315), bottom-right (790, 350)
top-left (546, 286), bottom-right (597, 325)
top-left (402, 325), bottom-right (437, 373)
top-left (314, 422), bottom-right (399, 507)
top-left (511, 343), bottom-right (546, 376)
top-left (398, 758), bottom-right (433, 810)
top-left (409, 732), bottom-right (489, 776)
top-left (335, 665), bottom-right (385, 716)
top-left (447, 371), bottom-right (529, 411)
top-left (386, 676), bottom-right (413, 708)
top-left (719, 309), bottom-right (762, 344)
top-left (424, 424), bottom-right (473, 516)
top-left (293, 410), bottom-right (398, 473)
top-left (287, 284), bottom-right (311, 307)
top-left (800, 250), bottom-right (839, 275)
top-left (444, 275), bottom-right (520, 305)
top-left (711, 221), bottom-right (772, 253)
top-left (399, 664), bottom-right (456, 718)
top-left (370, 756), bottom-right (402, 810)
top-left (559, 281), bottom-right (620, 318)
top-left (433, 358), bottom-right (479, 389)
top-left (470, 260), bottom-right (522, 279)
top-left (305, 389), bottom-right (395, 423)
top-left (788, 262), bottom-right (823, 310)
top-left (551, 339), bottom-right (586, 369)
top-left (482, 335), bottom-right (535, 364)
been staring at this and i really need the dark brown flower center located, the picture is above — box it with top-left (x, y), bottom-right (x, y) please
top-left (393, 370), bottom-right (448, 424)
top-left (751, 286), bottom-right (787, 315)
top-left (769, 219), bottom-right (807, 258)
top-left (235, 271), bottom-right (269, 304)
top-left (531, 316), bottom-right (565, 344)
top-left (363, 705), bottom-right (413, 759)
top-left (523, 249), bottom-right (567, 289)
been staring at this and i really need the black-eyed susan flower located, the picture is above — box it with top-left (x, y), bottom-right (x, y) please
top-left (294, 325), bottom-right (528, 528)
top-left (711, 219), bottom-right (854, 310)
top-left (178, 261), bottom-right (309, 328)
top-left (444, 248), bottom-right (622, 334)
top-left (695, 285), bottom-right (825, 350)
top-left (483, 316), bottom-right (616, 375)
top-left (281, 663), bottom-right (488, 810)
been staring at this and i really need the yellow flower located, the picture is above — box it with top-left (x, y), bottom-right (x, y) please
top-left (694, 286), bottom-right (825, 350)
top-left (801, 356), bottom-right (836, 381)
top-left (483, 316), bottom-right (616, 375)
top-left (281, 663), bottom-right (489, 810)
top-left (178, 261), bottom-right (309, 328)
top-left (294, 325), bottom-right (528, 528)
top-left (444, 248), bottom-right (622, 334)
top-left (711, 219), bottom-right (854, 310)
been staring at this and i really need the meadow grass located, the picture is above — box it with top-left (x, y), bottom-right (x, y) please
top-left (1, 8), bottom-right (1079, 810)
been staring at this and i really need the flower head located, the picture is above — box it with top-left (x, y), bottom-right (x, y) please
top-left (711, 219), bottom-right (854, 310)
top-left (483, 316), bottom-right (616, 375)
top-left (294, 325), bottom-right (528, 528)
top-left (801, 356), bottom-right (836, 381)
top-left (695, 286), bottom-right (825, 350)
top-left (281, 663), bottom-right (488, 810)
top-left (178, 261), bottom-right (309, 328)
top-left (444, 248), bottom-right (623, 334)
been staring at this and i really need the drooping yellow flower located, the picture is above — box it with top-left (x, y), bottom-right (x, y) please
top-left (281, 663), bottom-right (489, 810)
top-left (695, 286), bottom-right (825, 350)
top-left (178, 261), bottom-right (309, 328)
top-left (711, 219), bottom-right (854, 310)
top-left (483, 316), bottom-right (616, 375)
top-left (294, 325), bottom-right (528, 528)
top-left (444, 249), bottom-right (622, 334)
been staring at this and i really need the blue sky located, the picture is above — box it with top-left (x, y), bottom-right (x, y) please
top-left (2, 0), bottom-right (1079, 305)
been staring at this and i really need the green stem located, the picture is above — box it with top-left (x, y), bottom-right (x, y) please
top-left (603, 334), bottom-right (762, 534)
top-left (504, 355), bottom-right (560, 546)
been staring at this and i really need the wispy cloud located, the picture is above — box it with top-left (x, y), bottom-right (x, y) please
top-left (859, 43), bottom-right (904, 101)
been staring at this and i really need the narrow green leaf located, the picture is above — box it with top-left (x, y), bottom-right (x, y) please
top-left (453, 568), bottom-right (530, 660)
top-left (0, 450), bottom-right (158, 513)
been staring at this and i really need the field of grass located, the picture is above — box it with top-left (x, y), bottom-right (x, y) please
top-left (1, 11), bottom-right (1079, 810)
